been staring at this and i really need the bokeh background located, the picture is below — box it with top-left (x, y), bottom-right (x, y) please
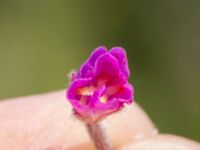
top-left (0, 0), bottom-right (199, 141)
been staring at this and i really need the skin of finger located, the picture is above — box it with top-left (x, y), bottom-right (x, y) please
top-left (119, 134), bottom-right (200, 150)
top-left (0, 90), bottom-right (156, 150)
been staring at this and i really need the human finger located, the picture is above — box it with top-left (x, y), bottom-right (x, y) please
top-left (0, 90), bottom-right (157, 150)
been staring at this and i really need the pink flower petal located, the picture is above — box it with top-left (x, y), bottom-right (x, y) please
top-left (77, 46), bottom-right (107, 78)
top-left (112, 83), bottom-right (134, 104)
top-left (93, 53), bottom-right (126, 86)
top-left (109, 47), bottom-right (130, 78)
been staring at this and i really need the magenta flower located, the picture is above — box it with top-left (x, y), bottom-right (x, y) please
top-left (66, 46), bottom-right (134, 123)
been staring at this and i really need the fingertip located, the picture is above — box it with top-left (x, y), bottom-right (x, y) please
top-left (103, 103), bottom-right (158, 148)
top-left (119, 134), bottom-right (200, 150)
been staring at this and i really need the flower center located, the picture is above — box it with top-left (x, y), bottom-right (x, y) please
top-left (100, 95), bottom-right (108, 103)
top-left (77, 86), bottom-right (96, 96)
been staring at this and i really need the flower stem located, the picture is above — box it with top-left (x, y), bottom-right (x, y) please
top-left (86, 122), bottom-right (113, 150)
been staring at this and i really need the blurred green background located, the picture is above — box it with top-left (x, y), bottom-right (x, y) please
top-left (0, 0), bottom-right (199, 141)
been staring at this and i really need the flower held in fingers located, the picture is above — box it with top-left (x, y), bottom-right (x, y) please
top-left (67, 46), bottom-right (134, 123)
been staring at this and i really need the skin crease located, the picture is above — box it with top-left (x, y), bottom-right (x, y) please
top-left (0, 90), bottom-right (199, 150)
